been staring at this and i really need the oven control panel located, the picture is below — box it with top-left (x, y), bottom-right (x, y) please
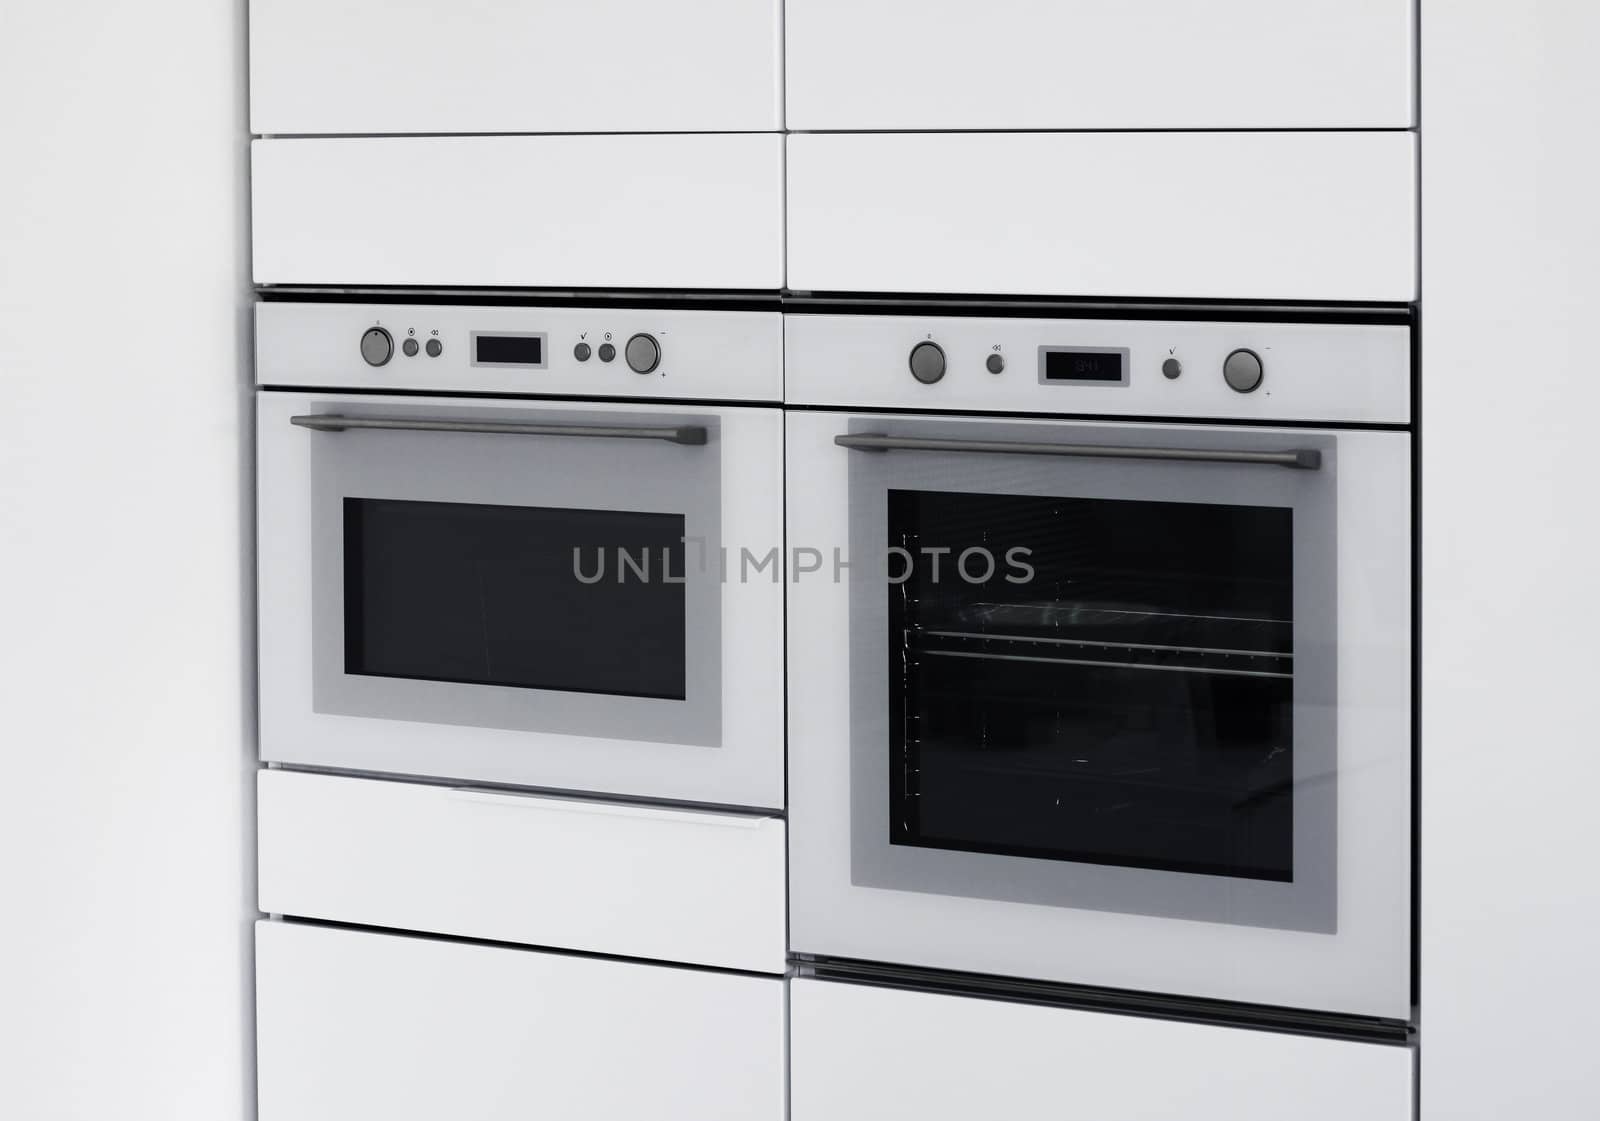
top-left (786, 313), bottom-right (1412, 425)
top-left (256, 302), bottom-right (783, 403)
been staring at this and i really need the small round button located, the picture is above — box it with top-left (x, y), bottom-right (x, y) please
top-left (985, 353), bottom-right (1006, 375)
top-left (425, 338), bottom-right (443, 358)
top-left (909, 341), bottom-right (946, 385)
top-left (402, 337), bottom-right (420, 358)
top-left (360, 327), bottom-right (393, 367)
top-left (1161, 357), bottom-right (1182, 380)
top-left (598, 342), bottom-right (616, 363)
top-left (625, 333), bottom-right (661, 374)
top-left (1223, 348), bottom-right (1264, 393)
top-left (574, 342), bottom-right (592, 362)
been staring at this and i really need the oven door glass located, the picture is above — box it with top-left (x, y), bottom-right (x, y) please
top-left (845, 419), bottom-right (1338, 933)
top-left (306, 401), bottom-right (721, 748)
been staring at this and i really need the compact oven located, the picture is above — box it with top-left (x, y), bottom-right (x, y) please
top-left (256, 302), bottom-right (784, 809)
top-left (785, 311), bottom-right (1413, 1021)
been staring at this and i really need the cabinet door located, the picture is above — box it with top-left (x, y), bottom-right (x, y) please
top-left (786, 0), bottom-right (1413, 129)
top-left (791, 979), bottom-right (1413, 1121)
top-left (256, 922), bottom-right (786, 1121)
top-left (250, 0), bottom-right (781, 134)
top-left (787, 132), bottom-right (1416, 302)
top-left (251, 135), bottom-right (784, 289)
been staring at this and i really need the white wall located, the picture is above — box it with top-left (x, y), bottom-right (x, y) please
top-left (0, 3), bottom-right (252, 1120)
top-left (1422, 3), bottom-right (1600, 1118)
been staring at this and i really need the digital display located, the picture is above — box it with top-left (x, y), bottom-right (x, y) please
top-left (473, 334), bottom-right (545, 367)
top-left (1042, 349), bottom-right (1126, 384)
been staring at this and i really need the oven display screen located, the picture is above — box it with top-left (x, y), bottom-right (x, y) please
top-left (1042, 349), bottom-right (1126, 385)
top-left (473, 334), bottom-right (545, 367)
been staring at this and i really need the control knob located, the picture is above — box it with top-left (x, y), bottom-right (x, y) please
top-left (360, 327), bottom-right (393, 367)
top-left (1223, 348), bottom-right (1264, 393)
top-left (909, 341), bottom-right (946, 384)
top-left (625, 333), bottom-right (661, 374)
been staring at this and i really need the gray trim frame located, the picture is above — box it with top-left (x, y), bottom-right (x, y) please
top-left (844, 415), bottom-right (1338, 934)
top-left (306, 400), bottom-right (721, 747)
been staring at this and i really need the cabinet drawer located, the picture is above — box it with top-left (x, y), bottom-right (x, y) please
top-left (251, 135), bottom-right (784, 289)
top-left (787, 132), bottom-right (1416, 303)
top-left (791, 980), bottom-right (1413, 1121)
top-left (786, 0), bottom-right (1413, 130)
top-left (250, 0), bottom-right (781, 134)
top-left (258, 770), bottom-right (786, 973)
top-left (257, 922), bottom-right (785, 1121)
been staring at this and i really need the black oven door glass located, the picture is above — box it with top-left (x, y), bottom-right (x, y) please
top-left (344, 498), bottom-right (687, 700)
top-left (888, 489), bottom-right (1295, 882)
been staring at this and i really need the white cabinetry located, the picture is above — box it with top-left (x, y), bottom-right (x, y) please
top-left (250, 0), bottom-right (781, 134)
top-left (256, 922), bottom-right (786, 1121)
top-left (786, 0), bottom-right (1413, 129)
top-left (791, 979), bottom-right (1414, 1121)
top-left (251, 135), bottom-right (784, 288)
top-left (258, 770), bottom-right (787, 974)
top-left (787, 132), bottom-right (1417, 302)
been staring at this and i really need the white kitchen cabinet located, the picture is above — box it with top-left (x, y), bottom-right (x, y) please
top-left (258, 769), bottom-right (787, 974)
top-left (256, 922), bottom-right (786, 1121)
top-left (791, 979), bottom-right (1414, 1121)
top-left (786, 0), bottom-right (1413, 130)
top-left (250, 0), bottom-right (781, 134)
top-left (251, 135), bottom-right (784, 289)
top-left (787, 131), bottom-right (1417, 302)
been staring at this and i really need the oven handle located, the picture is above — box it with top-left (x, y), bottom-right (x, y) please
top-left (833, 432), bottom-right (1321, 470)
top-left (290, 413), bottom-right (709, 446)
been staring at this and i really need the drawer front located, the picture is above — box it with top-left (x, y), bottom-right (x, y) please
top-left (786, 0), bottom-right (1413, 130)
top-left (258, 770), bottom-right (786, 973)
top-left (251, 135), bottom-right (784, 288)
top-left (791, 980), bottom-right (1413, 1121)
top-left (787, 132), bottom-right (1417, 303)
top-left (250, 0), bottom-right (781, 134)
top-left (257, 922), bottom-right (786, 1121)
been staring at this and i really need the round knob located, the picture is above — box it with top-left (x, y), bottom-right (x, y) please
top-left (360, 327), bottom-right (393, 367)
top-left (909, 341), bottom-right (947, 384)
top-left (625, 333), bottom-right (661, 374)
top-left (985, 353), bottom-right (1006, 375)
top-left (1223, 348), bottom-right (1264, 393)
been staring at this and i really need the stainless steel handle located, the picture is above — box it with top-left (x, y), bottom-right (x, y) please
top-left (447, 788), bottom-right (770, 829)
top-left (833, 433), bottom-right (1321, 470)
top-left (291, 413), bottom-right (708, 446)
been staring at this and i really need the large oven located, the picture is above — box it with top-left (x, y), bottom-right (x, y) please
top-left (785, 310), bottom-right (1413, 1021)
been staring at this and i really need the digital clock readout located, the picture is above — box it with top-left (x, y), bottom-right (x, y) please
top-left (1041, 349), bottom-right (1126, 384)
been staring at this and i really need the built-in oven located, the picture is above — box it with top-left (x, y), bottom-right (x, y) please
top-left (785, 310), bottom-right (1413, 1021)
top-left (256, 302), bottom-right (784, 809)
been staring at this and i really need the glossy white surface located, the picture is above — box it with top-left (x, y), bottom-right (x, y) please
top-left (786, 0), bottom-right (1414, 129)
top-left (791, 980), bottom-right (1414, 1121)
top-left (0, 3), bottom-right (251, 1119)
top-left (1421, 2), bottom-right (1600, 1117)
top-left (256, 922), bottom-right (785, 1121)
top-left (785, 313), bottom-right (1410, 423)
top-left (256, 302), bottom-right (783, 401)
top-left (257, 392), bottom-right (785, 808)
top-left (786, 410), bottom-right (1413, 1018)
top-left (251, 135), bottom-right (784, 288)
top-left (258, 770), bottom-right (787, 973)
top-left (787, 132), bottom-right (1418, 302)
top-left (250, 0), bottom-right (781, 134)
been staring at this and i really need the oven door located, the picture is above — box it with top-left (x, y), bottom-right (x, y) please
top-left (258, 392), bottom-right (783, 809)
top-left (786, 411), bottom-right (1411, 1018)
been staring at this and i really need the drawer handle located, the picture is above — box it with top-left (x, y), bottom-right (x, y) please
top-left (292, 414), bottom-right (709, 446)
top-left (835, 432), bottom-right (1321, 470)
top-left (447, 788), bottom-right (769, 829)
